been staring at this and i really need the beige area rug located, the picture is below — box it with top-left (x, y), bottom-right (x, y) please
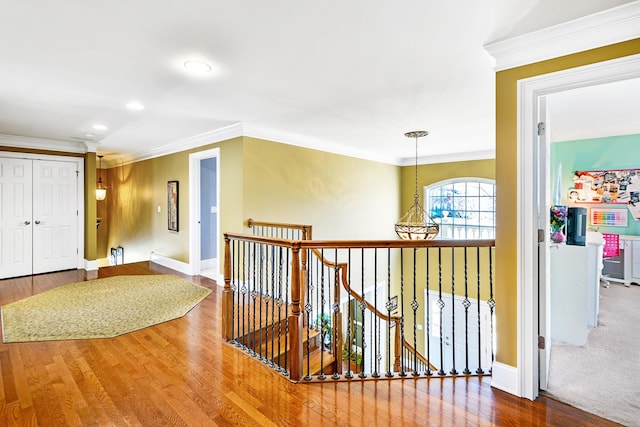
top-left (1, 275), bottom-right (211, 343)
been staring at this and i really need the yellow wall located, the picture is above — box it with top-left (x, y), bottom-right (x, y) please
top-left (495, 38), bottom-right (640, 367)
top-left (398, 159), bottom-right (495, 352)
top-left (83, 153), bottom-right (97, 261)
top-left (243, 137), bottom-right (401, 240)
top-left (100, 136), bottom-right (399, 266)
top-left (103, 137), bottom-right (244, 265)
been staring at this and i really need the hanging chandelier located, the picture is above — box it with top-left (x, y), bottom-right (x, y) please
top-left (394, 131), bottom-right (439, 240)
top-left (96, 155), bottom-right (107, 201)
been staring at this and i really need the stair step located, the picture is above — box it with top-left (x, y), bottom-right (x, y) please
top-left (305, 349), bottom-right (336, 376)
top-left (255, 327), bottom-right (322, 361)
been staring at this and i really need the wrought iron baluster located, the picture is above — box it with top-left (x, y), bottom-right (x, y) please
top-left (476, 246), bottom-right (484, 374)
top-left (412, 247), bottom-right (419, 376)
top-left (450, 246), bottom-right (457, 375)
top-left (437, 247), bottom-right (445, 376)
top-left (372, 248), bottom-right (380, 378)
top-left (284, 247), bottom-right (290, 376)
top-left (346, 249), bottom-right (354, 380)
top-left (230, 240), bottom-right (237, 344)
top-left (276, 246), bottom-right (284, 372)
top-left (269, 245), bottom-right (276, 367)
top-left (303, 251), bottom-right (313, 381)
top-left (425, 248), bottom-right (432, 376)
top-left (399, 248), bottom-right (406, 377)
top-left (488, 247), bottom-right (495, 372)
top-left (318, 248), bottom-right (326, 380)
top-left (463, 247), bottom-right (471, 375)
top-left (359, 249), bottom-right (367, 379)
top-left (385, 248), bottom-right (393, 378)
top-left (332, 247), bottom-right (341, 380)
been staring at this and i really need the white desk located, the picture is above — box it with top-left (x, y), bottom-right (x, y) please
top-left (550, 233), bottom-right (603, 346)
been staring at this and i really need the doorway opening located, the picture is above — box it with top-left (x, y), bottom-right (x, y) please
top-left (518, 53), bottom-right (640, 400)
top-left (189, 148), bottom-right (221, 283)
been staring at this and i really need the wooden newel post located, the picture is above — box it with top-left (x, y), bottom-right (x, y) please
top-left (222, 235), bottom-right (233, 342)
top-left (393, 319), bottom-right (402, 372)
top-left (289, 244), bottom-right (303, 381)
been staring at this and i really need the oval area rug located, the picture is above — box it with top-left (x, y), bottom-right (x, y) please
top-left (1, 274), bottom-right (211, 343)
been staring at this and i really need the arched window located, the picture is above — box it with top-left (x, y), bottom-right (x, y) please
top-left (424, 178), bottom-right (496, 239)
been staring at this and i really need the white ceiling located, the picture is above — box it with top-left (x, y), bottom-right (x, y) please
top-left (0, 1), bottom-right (638, 166)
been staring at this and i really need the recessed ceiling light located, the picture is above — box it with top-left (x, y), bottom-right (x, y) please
top-left (85, 133), bottom-right (95, 138)
top-left (184, 60), bottom-right (212, 73)
top-left (93, 124), bottom-right (108, 131)
top-left (126, 101), bottom-right (145, 111)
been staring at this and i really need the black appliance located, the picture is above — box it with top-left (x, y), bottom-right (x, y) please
top-left (566, 207), bottom-right (587, 246)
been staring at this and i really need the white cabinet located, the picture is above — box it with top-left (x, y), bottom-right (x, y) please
top-left (622, 238), bottom-right (640, 284)
top-left (613, 236), bottom-right (640, 286)
top-left (550, 239), bottom-right (603, 346)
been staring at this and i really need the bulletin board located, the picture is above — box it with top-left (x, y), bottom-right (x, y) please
top-left (568, 168), bottom-right (640, 221)
top-left (568, 168), bottom-right (640, 205)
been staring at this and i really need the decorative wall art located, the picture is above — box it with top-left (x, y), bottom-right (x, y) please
top-left (168, 180), bottom-right (179, 232)
top-left (568, 168), bottom-right (640, 221)
top-left (568, 168), bottom-right (640, 204)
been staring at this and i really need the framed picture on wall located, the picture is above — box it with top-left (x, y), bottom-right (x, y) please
top-left (168, 180), bottom-right (179, 232)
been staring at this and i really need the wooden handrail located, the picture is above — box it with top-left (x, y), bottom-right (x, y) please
top-left (224, 227), bottom-right (495, 380)
top-left (402, 339), bottom-right (438, 372)
top-left (309, 248), bottom-right (402, 323)
top-left (226, 232), bottom-right (495, 250)
top-left (247, 218), bottom-right (313, 240)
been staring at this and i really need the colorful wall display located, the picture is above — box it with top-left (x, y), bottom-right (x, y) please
top-left (569, 168), bottom-right (640, 204)
top-left (568, 168), bottom-right (640, 221)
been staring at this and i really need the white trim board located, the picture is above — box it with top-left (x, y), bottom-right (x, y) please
top-left (150, 252), bottom-right (194, 276)
top-left (485, 1), bottom-right (640, 71)
top-left (516, 53), bottom-right (640, 400)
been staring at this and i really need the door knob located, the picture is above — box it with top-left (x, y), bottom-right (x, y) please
top-left (35, 220), bottom-right (41, 225)
top-left (24, 220), bottom-right (31, 225)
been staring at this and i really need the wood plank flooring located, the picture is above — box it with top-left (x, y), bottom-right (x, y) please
top-left (0, 262), bottom-right (622, 426)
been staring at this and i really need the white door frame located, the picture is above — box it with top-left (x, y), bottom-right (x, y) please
top-left (188, 147), bottom-right (221, 282)
top-left (517, 53), bottom-right (640, 400)
top-left (0, 151), bottom-right (85, 272)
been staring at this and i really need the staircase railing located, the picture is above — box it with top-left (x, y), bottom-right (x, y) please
top-left (223, 221), bottom-right (495, 382)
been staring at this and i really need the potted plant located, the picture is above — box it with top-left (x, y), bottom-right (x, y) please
top-left (342, 345), bottom-right (363, 373)
top-left (317, 313), bottom-right (332, 349)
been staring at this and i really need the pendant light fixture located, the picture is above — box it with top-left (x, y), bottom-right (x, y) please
top-left (394, 131), bottom-right (439, 240)
top-left (96, 155), bottom-right (107, 201)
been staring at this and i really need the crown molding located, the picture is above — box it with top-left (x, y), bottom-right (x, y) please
top-left (108, 123), bottom-right (245, 167)
top-left (399, 149), bottom-right (496, 167)
top-left (243, 124), bottom-right (404, 165)
top-left (485, 1), bottom-right (640, 71)
top-left (0, 133), bottom-right (87, 154)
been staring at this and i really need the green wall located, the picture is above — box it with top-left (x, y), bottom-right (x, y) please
top-left (551, 134), bottom-right (640, 236)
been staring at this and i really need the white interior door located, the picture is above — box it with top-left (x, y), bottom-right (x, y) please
top-left (0, 158), bottom-right (33, 278)
top-left (32, 159), bottom-right (78, 274)
top-left (537, 97), bottom-right (551, 391)
top-left (426, 290), bottom-right (492, 374)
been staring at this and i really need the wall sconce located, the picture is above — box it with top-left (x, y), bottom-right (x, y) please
top-left (96, 155), bottom-right (107, 201)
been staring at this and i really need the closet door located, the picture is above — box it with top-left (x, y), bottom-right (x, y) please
top-left (32, 160), bottom-right (78, 275)
top-left (0, 158), bottom-right (33, 279)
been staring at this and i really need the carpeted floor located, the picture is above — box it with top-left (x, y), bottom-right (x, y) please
top-left (1, 274), bottom-right (211, 343)
top-left (546, 283), bottom-right (640, 427)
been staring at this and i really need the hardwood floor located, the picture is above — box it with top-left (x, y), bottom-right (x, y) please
top-left (0, 262), bottom-right (621, 426)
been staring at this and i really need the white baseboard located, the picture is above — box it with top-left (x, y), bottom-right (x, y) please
top-left (491, 362), bottom-right (519, 397)
top-left (150, 252), bottom-right (194, 275)
top-left (84, 259), bottom-right (99, 271)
